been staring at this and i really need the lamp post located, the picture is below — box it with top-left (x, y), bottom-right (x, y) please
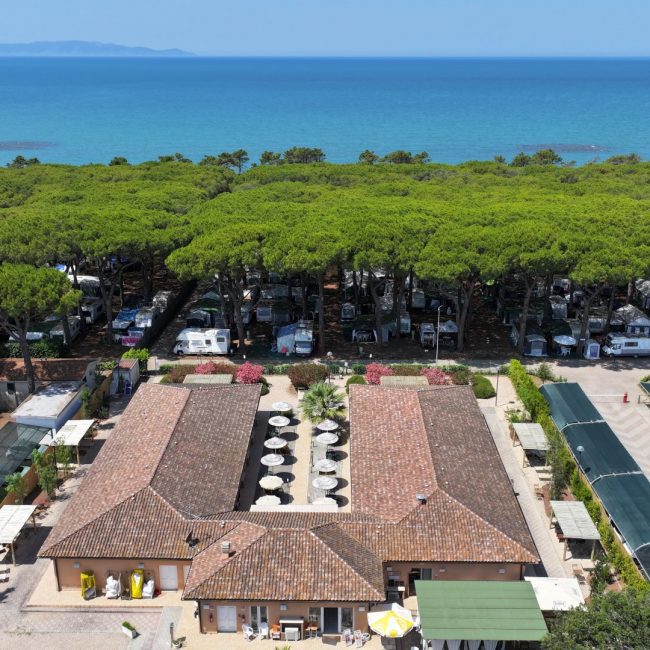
top-left (435, 305), bottom-right (442, 365)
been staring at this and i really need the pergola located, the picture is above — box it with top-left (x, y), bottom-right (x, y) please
top-left (512, 422), bottom-right (549, 467)
top-left (550, 500), bottom-right (601, 560)
top-left (0, 505), bottom-right (37, 566)
top-left (40, 419), bottom-right (94, 465)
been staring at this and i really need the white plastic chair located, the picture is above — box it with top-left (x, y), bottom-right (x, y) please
top-left (259, 622), bottom-right (269, 639)
top-left (242, 624), bottom-right (255, 641)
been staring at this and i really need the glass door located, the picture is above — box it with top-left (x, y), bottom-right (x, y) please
top-left (249, 606), bottom-right (268, 632)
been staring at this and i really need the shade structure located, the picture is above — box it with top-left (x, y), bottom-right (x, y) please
top-left (550, 501), bottom-right (600, 541)
top-left (367, 603), bottom-right (414, 638)
top-left (312, 476), bottom-right (338, 491)
top-left (269, 415), bottom-right (290, 429)
top-left (271, 401), bottom-right (292, 413)
top-left (539, 382), bottom-right (602, 431)
top-left (524, 577), bottom-right (585, 612)
top-left (261, 453), bottom-right (284, 468)
top-left (264, 436), bottom-right (288, 450)
top-left (42, 419), bottom-right (94, 447)
top-left (315, 432), bottom-right (339, 446)
top-left (256, 494), bottom-right (281, 506)
top-left (0, 505), bottom-right (37, 566)
top-left (314, 458), bottom-right (337, 473)
top-left (259, 475), bottom-right (283, 491)
top-left (316, 419), bottom-right (339, 432)
top-left (512, 423), bottom-right (549, 452)
top-left (553, 335), bottom-right (577, 347)
top-left (415, 580), bottom-right (547, 642)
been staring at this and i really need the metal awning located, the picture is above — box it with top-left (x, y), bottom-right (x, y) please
top-left (182, 374), bottom-right (233, 384)
top-left (0, 505), bottom-right (37, 565)
top-left (41, 419), bottom-right (94, 447)
top-left (524, 577), bottom-right (585, 612)
top-left (415, 580), bottom-right (547, 642)
top-left (512, 423), bottom-right (549, 452)
top-left (550, 500), bottom-right (600, 540)
top-left (380, 375), bottom-right (429, 387)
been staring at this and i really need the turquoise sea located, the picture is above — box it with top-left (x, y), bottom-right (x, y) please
top-left (1, 57), bottom-right (650, 166)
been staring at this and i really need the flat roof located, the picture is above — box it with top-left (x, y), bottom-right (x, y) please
top-left (550, 500), bottom-right (600, 541)
top-left (12, 382), bottom-right (81, 421)
top-left (415, 580), bottom-right (547, 642)
top-left (0, 505), bottom-right (37, 544)
top-left (524, 577), bottom-right (585, 612)
top-left (380, 375), bottom-right (429, 386)
top-left (512, 423), bottom-right (550, 452)
top-left (183, 374), bottom-right (233, 384)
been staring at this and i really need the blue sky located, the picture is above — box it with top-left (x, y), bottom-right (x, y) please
top-left (2, 0), bottom-right (648, 56)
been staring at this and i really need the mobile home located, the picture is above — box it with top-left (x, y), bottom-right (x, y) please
top-left (399, 311), bottom-right (411, 335)
top-left (419, 322), bottom-right (436, 348)
top-left (614, 304), bottom-right (650, 336)
top-left (602, 334), bottom-right (650, 358)
top-left (80, 297), bottom-right (105, 324)
top-left (511, 321), bottom-right (548, 357)
top-left (173, 329), bottom-right (231, 356)
top-left (50, 316), bottom-right (82, 343)
top-left (134, 306), bottom-right (160, 329)
top-left (549, 295), bottom-right (568, 320)
top-left (635, 279), bottom-right (650, 311)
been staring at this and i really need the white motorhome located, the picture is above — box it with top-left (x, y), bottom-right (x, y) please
top-left (602, 334), bottom-right (650, 358)
top-left (173, 328), bottom-right (231, 356)
top-left (50, 316), bottom-right (82, 343)
top-left (81, 297), bottom-right (105, 324)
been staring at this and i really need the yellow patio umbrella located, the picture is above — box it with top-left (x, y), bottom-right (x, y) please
top-left (367, 603), bottom-right (414, 638)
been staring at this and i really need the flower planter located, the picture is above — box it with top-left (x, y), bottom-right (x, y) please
top-left (122, 625), bottom-right (136, 639)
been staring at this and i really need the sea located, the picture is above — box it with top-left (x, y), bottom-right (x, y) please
top-left (1, 57), bottom-right (650, 166)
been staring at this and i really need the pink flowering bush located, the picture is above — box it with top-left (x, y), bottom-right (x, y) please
top-left (195, 362), bottom-right (218, 375)
top-left (421, 367), bottom-right (450, 385)
top-left (236, 361), bottom-right (264, 384)
top-left (365, 363), bottom-right (393, 385)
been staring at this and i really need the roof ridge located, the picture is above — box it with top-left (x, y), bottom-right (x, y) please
top-left (310, 525), bottom-right (384, 598)
top-left (438, 490), bottom-right (538, 561)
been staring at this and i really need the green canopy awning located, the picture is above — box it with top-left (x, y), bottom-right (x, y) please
top-left (539, 382), bottom-right (602, 431)
top-left (415, 580), bottom-right (547, 642)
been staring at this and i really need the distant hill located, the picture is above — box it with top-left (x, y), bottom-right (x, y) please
top-left (0, 41), bottom-right (194, 57)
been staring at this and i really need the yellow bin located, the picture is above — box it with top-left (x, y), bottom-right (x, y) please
top-left (131, 569), bottom-right (144, 599)
top-left (80, 571), bottom-right (96, 600)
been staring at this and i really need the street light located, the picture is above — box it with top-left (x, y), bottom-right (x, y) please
top-left (435, 305), bottom-right (442, 365)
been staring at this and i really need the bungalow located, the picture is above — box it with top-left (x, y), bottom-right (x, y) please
top-left (39, 383), bottom-right (538, 639)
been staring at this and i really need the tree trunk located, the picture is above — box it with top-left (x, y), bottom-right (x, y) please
top-left (517, 281), bottom-right (534, 355)
top-left (543, 273), bottom-right (554, 321)
top-left (18, 330), bottom-right (36, 394)
top-left (317, 273), bottom-right (326, 355)
top-left (395, 276), bottom-right (406, 335)
top-left (61, 315), bottom-right (72, 347)
top-left (456, 284), bottom-right (472, 353)
top-left (143, 255), bottom-right (155, 303)
top-left (603, 286), bottom-right (617, 336)
top-left (300, 272), bottom-right (308, 319)
top-left (578, 288), bottom-right (601, 355)
top-left (407, 270), bottom-right (414, 310)
top-left (225, 277), bottom-right (246, 352)
top-left (368, 275), bottom-right (384, 346)
top-left (627, 278), bottom-right (634, 305)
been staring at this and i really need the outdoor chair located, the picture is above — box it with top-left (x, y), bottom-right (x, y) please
top-left (242, 624), bottom-right (255, 640)
top-left (271, 624), bottom-right (282, 640)
top-left (259, 622), bottom-right (269, 639)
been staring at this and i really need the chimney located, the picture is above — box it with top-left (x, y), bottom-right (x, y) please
top-left (221, 540), bottom-right (232, 557)
top-left (416, 494), bottom-right (427, 505)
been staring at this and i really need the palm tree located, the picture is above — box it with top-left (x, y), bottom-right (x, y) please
top-left (300, 382), bottom-right (346, 423)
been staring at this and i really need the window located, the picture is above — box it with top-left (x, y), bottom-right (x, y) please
top-left (421, 568), bottom-right (433, 580)
top-left (249, 606), bottom-right (268, 632)
top-left (308, 607), bottom-right (321, 632)
top-left (217, 336), bottom-right (226, 343)
top-left (205, 340), bottom-right (211, 346)
top-left (624, 341), bottom-right (638, 348)
top-left (340, 607), bottom-right (353, 632)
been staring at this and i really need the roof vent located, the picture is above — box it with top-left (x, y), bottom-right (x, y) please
top-left (416, 494), bottom-right (427, 505)
top-left (221, 540), bottom-right (232, 556)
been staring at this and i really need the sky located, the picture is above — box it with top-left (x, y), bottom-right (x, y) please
top-left (2, 0), bottom-right (649, 57)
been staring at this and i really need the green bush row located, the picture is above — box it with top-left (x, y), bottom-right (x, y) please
top-left (1, 338), bottom-right (66, 359)
top-left (472, 374), bottom-right (496, 399)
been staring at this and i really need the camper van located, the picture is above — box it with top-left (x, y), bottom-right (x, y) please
top-left (50, 316), bottom-right (82, 343)
top-left (419, 322), bottom-right (436, 348)
top-left (602, 334), bottom-right (650, 358)
top-left (134, 306), bottom-right (160, 329)
top-left (173, 328), bottom-right (231, 356)
top-left (81, 297), bottom-right (105, 324)
top-left (294, 321), bottom-right (314, 356)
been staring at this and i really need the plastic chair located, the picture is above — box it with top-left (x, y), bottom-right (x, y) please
top-left (259, 622), bottom-right (269, 639)
top-left (242, 624), bottom-right (255, 641)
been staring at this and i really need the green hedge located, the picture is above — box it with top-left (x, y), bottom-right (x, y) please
top-left (1, 338), bottom-right (65, 359)
top-left (472, 374), bottom-right (496, 399)
top-left (346, 375), bottom-right (367, 393)
top-left (263, 363), bottom-right (291, 375)
top-left (508, 359), bottom-right (648, 590)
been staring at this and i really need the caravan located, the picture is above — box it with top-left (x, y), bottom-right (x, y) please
top-left (134, 306), bottom-right (160, 329)
top-left (419, 322), bottom-right (436, 349)
top-left (602, 334), bottom-right (650, 358)
top-left (173, 328), bottom-right (231, 356)
top-left (81, 297), bottom-right (105, 324)
top-left (50, 316), bottom-right (82, 343)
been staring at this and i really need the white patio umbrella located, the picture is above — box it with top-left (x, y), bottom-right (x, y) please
top-left (312, 476), bottom-right (338, 491)
top-left (314, 458), bottom-right (337, 473)
top-left (264, 436), bottom-right (288, 450)
top-left (269, 415), bottom-right (290, 429)
top-left (316, 419), bottom-right (339, 432)
top-left (261, 454), bottom-right (284, 469)
top-left (271, 401), bottom-right (292, 413)
top-left (259, 475), bottom-right (283, 491)
top-left (367, 603), bottom-right (414, 638)
top-left (315, 432), bottom-right (339, 446)
top-left (256, 494), bottom-right (281, 506)
top-left (553, 334), bottom-right (577, 347)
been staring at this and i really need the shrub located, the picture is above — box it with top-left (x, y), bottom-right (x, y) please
top-left (346, 375), bottom-right (367, 393)
top-left (642, 374), bottom-right (650, 382)
top-left (159, 364), bottom-right (175, 375)
top-left (365, 363), bottom-right (393, 385)
top-left (472, 374), bottom-right (496, 399)
top-left (287, 363), bottom-right (328, 389)
top-left (2, 338), bottom-right (65, 359)
top-left (390, 363), bottom-right (424, 376)
top-left (263, 363), bottom-right (290, 375)
top-left (421, 367), bottom-right (450, 385)
top-left (536, 362), bottom-right (555, 383)
top-left (351, 363), bottom-right (366, 375)
top-left (195, 362), bottom-right (237, 378)
top-left (236, 361), bottom-right (264, 384)
top-left (161, 364), bottom-right (196, 384)
top-left (260, 377), bottom-right (270, 396)
top-left (449, 368), bottom-right (472, 385)
top-left (122, 348), bottom-right (149, 371)
top-left (97, 360), bottom-right (117, 372)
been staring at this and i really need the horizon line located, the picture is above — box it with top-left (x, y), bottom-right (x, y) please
top-left (2, 54), bottom-right (650, 60)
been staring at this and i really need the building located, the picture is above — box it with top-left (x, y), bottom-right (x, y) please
top-left (40, 383), bottom-right (538, 638)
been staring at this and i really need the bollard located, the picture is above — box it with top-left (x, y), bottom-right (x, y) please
top-left (623, 392), bottom-right (629, 404)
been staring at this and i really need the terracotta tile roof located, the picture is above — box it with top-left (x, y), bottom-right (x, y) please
top-left (0, 358), bottom-right (94, 382)
top-left (184, 523), bottom-right (384, 602)
top-left (40, 383), bottom-right (260, 558)
top-left (348, 384), bottom-right (539, 564)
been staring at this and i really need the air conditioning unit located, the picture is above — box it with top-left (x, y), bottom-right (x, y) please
top-left (221, 541), bottom-right (231, 555)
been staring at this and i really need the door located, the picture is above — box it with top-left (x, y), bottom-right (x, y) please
top-left (217, 605), bottom-right (237, 632)
top-left (323, 607), bottom-right (339, 634)
top-left (159, 565), bottom-right (178, 590)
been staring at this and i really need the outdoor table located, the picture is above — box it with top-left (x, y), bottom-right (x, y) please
top-left (269, 415), bottom-right (290, 432)
top-left (316, 419), bottom-right (339, 432)
top-left (256, 494), bottom-right (281, 506)
top-left (271, 401), bottom-right (292, 414)
top-left (264, 436), bottom-right (288, 451)
top-left (312, 497), bottom-right (337, 506)
top-left (312, 476), bottom-right (338, 491)
top-left (315, 432), bottom-right (339, 446)
top-left (314, 458), bottom-right (337, 473)
top-left (261, 454), bottom-right (285, 473)
top-left (259, 475), bottom-right (283, 491)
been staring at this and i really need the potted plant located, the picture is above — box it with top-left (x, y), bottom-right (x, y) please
top-left (121, 621), bottom-right (137, 639)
